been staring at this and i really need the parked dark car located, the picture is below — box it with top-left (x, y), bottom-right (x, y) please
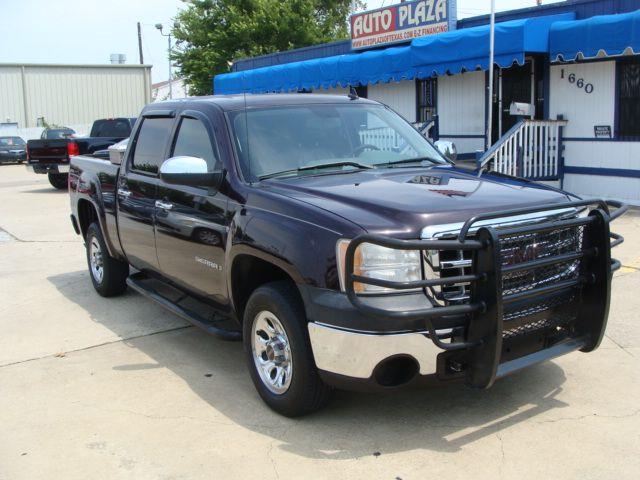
top-left (41, 127), bottom-right (76, 139)
top-left (26, 117), bottom-right (136, 189)
top-left (0, 136), bottom-right (27, 163)
top-left (69, 94), bottom-right (626, 416)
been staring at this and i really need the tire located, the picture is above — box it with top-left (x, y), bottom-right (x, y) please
top-left (48, 172), bottom-right (68, 190)
top-left (85, 222), bottom-right (129, 297)
top-left (243, 281), bottom-right (331, 417)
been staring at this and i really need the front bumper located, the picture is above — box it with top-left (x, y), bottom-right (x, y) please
top-left (308, 322), bottom-right (441, 378)
top-left (26, 163), bottom-right (69, 174)
top-left (307, 199), bottom-right (627, 391)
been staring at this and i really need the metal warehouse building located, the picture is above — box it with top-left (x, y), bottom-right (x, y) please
top-left (0, 63), bottom-right (152, 131)
top-left (215, 0), bottom-right (640, 205)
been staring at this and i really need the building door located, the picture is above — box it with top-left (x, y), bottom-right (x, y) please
top-left (491, 59), bottom-right (540, 144)
top-left (416, 77), bottom-right (437, 123)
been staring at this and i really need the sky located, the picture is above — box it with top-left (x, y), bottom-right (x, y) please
top-left (1, 0), bottom-right (564, 83)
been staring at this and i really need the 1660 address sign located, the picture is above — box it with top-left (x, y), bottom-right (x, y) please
top-left (560, 69), bottom-right (594, 94)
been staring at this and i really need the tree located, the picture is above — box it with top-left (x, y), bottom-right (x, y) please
top-left (171, 0), bottom-right (362, 96)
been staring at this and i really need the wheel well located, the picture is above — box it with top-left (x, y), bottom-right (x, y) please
top-left (231, 255), bottom-right (299, 321)
top-left (77, 199), bottom-right (99, 238)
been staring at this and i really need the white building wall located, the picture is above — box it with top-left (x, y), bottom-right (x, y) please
top-left (314, 86), bottom-right (349, 95)
top-left (367, 81), bottom-right (416, 122)
top-left (0, 64), bottom-right (152, 128)
top-left (549, 60), bottom-right (640, 204)
top-left (437, 71), bottom-right (485, 155)
top-left (0, 66), bottom-right (25, 127)
top-left (549, 61), bottom-right (615, 137)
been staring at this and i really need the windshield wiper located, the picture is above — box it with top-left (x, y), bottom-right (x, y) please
top-left (258, 161), bottom-right (373, 180)
top-left (373, 156), bottom-right (441, 168)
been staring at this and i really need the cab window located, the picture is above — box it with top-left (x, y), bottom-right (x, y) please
top-left (130, 117), bottom-right (173, 174)
top-left (172, 117), bottom-right (219, 170)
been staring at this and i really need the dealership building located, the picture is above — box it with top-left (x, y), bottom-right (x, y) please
top-left (215, 0), bottom-right (640, 205)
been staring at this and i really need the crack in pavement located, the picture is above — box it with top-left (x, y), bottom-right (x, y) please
top-left (533, 408), bottom-right (640, 424)
top-left (0, 325), bottom-right (192, 369)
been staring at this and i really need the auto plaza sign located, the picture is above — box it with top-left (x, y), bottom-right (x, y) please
top-left (350, 0), bottom-right (457, 50)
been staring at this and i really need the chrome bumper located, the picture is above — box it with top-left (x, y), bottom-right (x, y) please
top-left (307, 322), bottom-right (441, 379)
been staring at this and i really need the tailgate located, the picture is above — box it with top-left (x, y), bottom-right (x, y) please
top-left (27, 139), bottom-right (68, 163)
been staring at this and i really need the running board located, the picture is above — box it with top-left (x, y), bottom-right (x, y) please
top-left (126, 272), bottom-right (241, 341)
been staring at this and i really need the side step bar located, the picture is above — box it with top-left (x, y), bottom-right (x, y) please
top-left (127, 272), bottom-right (241, 341)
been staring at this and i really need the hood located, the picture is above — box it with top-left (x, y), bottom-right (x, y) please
top-left (261, 166), bottom-right (573, 237)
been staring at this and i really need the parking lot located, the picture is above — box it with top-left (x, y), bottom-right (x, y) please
top-left (1, 163), bottom-right (639, 480)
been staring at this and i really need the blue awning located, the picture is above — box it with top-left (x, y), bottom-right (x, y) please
top-left (550, 10), bottom-right (640, 61)
top-left (214, 12), bottom-right (574, 94)
top-left (214, 45), bottom-right (415, 94)
top-left (411, 13), bottom-right (574, 77)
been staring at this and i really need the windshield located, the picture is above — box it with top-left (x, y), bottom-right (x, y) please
top-left (0, 137), bottom-right (25, 146)
top-left (229, 103), bottom-right (445, 181)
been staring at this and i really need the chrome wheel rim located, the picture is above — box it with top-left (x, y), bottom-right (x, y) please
top-left (251, 311), bottom-right (293, 395)
top-left (89, 237), bottom-right (104, 284)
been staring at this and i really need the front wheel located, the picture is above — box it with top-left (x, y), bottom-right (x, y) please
top-left (86, 222), bottom-right (129, 297)
top-left (48, 172), bottom-right (68, 190)
top-left (243, 281), bottom-right (331, 417)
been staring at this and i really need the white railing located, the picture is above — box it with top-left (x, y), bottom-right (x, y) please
top-left (359, 127), bottom-right (404, 151)
top-left (479, 119), bottom-right (568, 179)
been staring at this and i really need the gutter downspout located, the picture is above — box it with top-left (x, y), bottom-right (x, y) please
top-left (20, 66), bottom-right (29, 128)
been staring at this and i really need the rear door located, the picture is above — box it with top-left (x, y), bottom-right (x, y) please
top-left (117, 112), bottom-right (175, 272)
top-left (154, 109), bottom-right (229, 305)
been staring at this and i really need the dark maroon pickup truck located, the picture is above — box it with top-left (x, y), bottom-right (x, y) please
top-left (26, 118), bottom-right (135, 189)
top-left (68, 94), bottom-right (626, 416)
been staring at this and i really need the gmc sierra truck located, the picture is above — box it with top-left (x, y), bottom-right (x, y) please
top-left (27, 117), bottom-right (135, 189)
top-left (69, 94), bottom-right (626, 417)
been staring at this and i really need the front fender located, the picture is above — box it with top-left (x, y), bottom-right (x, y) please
top-left (225, 205), bottom-right (345, 293)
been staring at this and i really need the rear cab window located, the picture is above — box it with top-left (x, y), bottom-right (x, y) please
top-left (130, 117), bottom-right (174, 174)
top-left (91, 119), bottom-right (133, 137)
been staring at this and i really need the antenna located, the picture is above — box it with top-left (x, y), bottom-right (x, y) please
top-left (348, 85), bottom-right (359, 100)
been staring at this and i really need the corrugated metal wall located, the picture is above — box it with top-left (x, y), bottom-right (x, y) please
top-left (0, 64), bottom-right (151, 128)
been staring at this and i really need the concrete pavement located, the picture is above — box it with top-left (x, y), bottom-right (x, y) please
top-left (0, 163), bottom-right (638, 479)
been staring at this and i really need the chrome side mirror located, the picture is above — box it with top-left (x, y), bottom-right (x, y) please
top-left (159, 156), bottom-right (224, 188)
top-left (434, 140), bottom-right (457, 162)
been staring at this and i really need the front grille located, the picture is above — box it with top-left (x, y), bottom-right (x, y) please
top-left (423, 217), bottom-right (586, 340)
top-left (501, 225), bottom-right (584, 296)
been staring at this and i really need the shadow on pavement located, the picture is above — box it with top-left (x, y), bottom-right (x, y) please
top-left (22, 187), bottom-right (68, 194)
top-left (48, 269), bottom-right (569, 459)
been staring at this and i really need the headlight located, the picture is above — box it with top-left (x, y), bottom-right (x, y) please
top-left (336, 239), bottom-right (422, 294)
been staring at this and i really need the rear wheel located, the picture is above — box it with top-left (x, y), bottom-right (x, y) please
top-left (243, 281), bottom-right (331, 417)
top-left (48, 172), bottom-right (68, 190)
top-left (86, 222), bottom-right (129, 297)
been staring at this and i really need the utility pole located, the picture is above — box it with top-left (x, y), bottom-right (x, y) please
top-left (485, 0), bottom-right (496, 149)
top-left (137, 22), bottom-right (144, 64)
top-left (155, 23), bottom-right (173, 99)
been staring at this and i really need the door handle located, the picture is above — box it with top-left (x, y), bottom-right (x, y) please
top-left (155, 200), bottom-right (174, 210)
top-left (117, 188), bottom-right (131, 198)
